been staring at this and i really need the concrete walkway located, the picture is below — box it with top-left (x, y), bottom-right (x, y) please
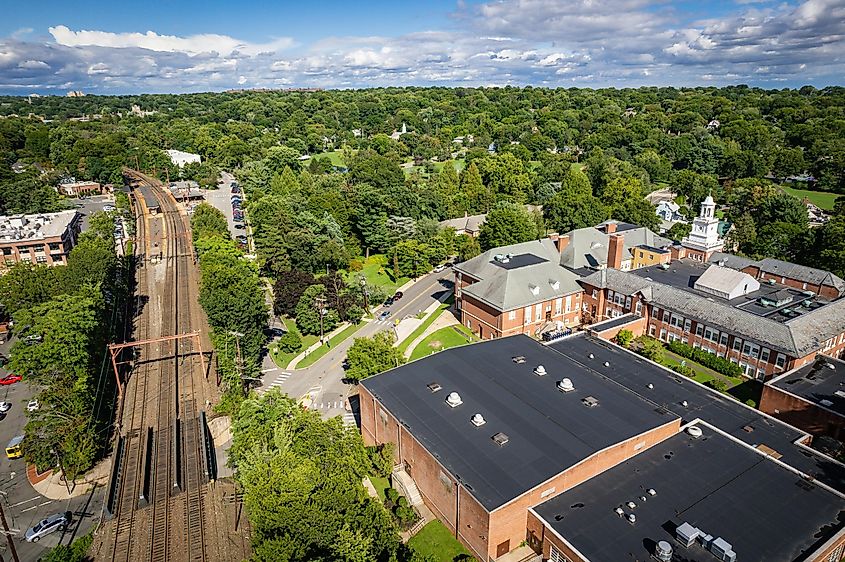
top-left (27, 457), bottom-right (111, 500)
top-left (402, 308), bottom-right (460, 359)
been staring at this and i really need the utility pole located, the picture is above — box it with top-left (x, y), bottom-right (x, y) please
top-left (0, 503), bottom-right (19, 562)
top-left (315, 296), bottom-right (327, 343)
top-left (52, 447), bottom-right (72, 494)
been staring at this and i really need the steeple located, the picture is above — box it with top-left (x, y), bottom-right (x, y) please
top-left (681, 192), bottom-right (724, 258)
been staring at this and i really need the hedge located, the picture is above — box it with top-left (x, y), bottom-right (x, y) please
top-left (666, 340), bottom-right (744, 378)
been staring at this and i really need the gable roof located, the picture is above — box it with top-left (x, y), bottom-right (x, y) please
top-left (755, 258), bottom-right (845, 295)
top-left (560, 226), bottom-right (672, 270)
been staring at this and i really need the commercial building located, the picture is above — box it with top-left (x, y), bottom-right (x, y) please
top-left (580, 257), bottom-right (845, 380)
top-left (454, 239), bottom-right (584, 338)
top-left (56, 180), bottom-right (105, 197)
top-left (0, 210), bottom-right (81, 271)
top-left (761, 356), bottom-right (845, 441)
top-left (360, 333), bottom-right (845, 562)
top-left (165, 149), bottom-right (201, 168)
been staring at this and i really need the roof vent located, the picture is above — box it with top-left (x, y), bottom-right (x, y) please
top-left (627, 513), bottom-right (636, 524)
top-left (827, 362), bottom-right (837, 371)
top-left (686, 426), bottom-right (703, 438)
top-left (655, 540), bottom-right (673, 562)
top-left (534, 365), bottom-right (547, 376)
top-left (427, 382), bottom-right (442, 393)
top-left (492, 432), bottom-right (509, 446)
top-left (512, 356), bottom-right (526, 364)
top-left (446, 392), bottom-right (463, 408)
top-left (557, 378), bottom-right (575, 392)
top-left (550, 279), bottom-right (560, 290)
top-left (471, 413), bottom-right (486, 426)
top-left (493, 254), bottom-right (510, 263)
top-left (647, 488), bottom-right (656, 496)
top-left (647, 383), bottom-right (654, 389)
top-left (614, 507), bottom-right (624, 517)
top-left (581, 396), bottom-right (599, 408)
top-left (588, 353), bottom-right (595, 359)
top-left (681, 400), bottom-right (689, 407)
top-left (604, 361), bottom-right (610, 367)
top-left (820, 399), bottom-right (834, 407)
top-left (626, 501), bottom-right (636, 509)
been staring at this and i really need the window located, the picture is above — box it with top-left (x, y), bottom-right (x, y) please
top-left (760, 348), bottom-right (770, 363)
top-left (732, 338), bottom-right (743, 351)
top-left (550, 545), bottom-right (572, 562)
top-left (1, 248), bottom-right (11, 255)
top-left (592, 289), bottom-right (598, 298)
top-left (639, 251), bottom-right (644, 259)
top-left (565, 295), bottom-right (572, 313)
top-left (649, 325), bottom-right (656, 336)
top-left (35, 256), bottom-right (47, 263)
top-left (508, 310), bottom-right (516, 321)
top-left (635, 301), bottom-right (642, 315)
top-left (660, 329), bottom-right (667, 341)
top-left (757, 369), bottom-right (766, 380)
top-left (555, 298), bottom-right (562, 315)
top-left (696, 324), bottom-right (704, 337)
top-left (535, 303), bottom-right (542, 322)
top-left (625, 296), bottom-right (631, 309)
top-left (776, 354), bottom-right (786, 369)
top-left (48, 243), bottom-right (60, 251)
top-left (662, 309), bottom-right (670, 322)
top-left (523, 306), bottom-right (531, 325)
top-left (803, 282), bottom-right (808, 290)
top-left (684, 319), bottom-right (691, 333)
top-left (743, 342), bottom-right (760, 359)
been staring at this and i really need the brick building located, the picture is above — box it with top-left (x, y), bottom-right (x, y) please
top-left (56, 180), bottom-right (104, 197)
top-left (360, 334), bottom-right (845, 562)
top-left (580, 259), bottom-right (845, 380)
top-left (0, 210), bottom-right (81, 272)
top-left (761, 356), bottom-right (845, 441)
top-left (454, 239), bottom-right (584, 339)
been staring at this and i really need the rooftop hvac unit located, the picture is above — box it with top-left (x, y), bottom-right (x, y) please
top-left (768, 278), bottom-right (776, 285)
top-left (654, 540), bottom-right (672, 562)
top-left (492, 432), bottom-right (509, 446)
top-left (614, 507), bottom-right (624, 516)
top-left (820, 399), bottom-right (834, 407)
top-left (534, 365), bottom-right (547, 376)
top-left (710, 537), bottom-right (736, 562)
top-left (427, 382), bottom-right (442, 393)
top-left (557, 378), bottom-right (575, 392)
top-left (470, 413), bottom-right (486, 427)
top-left (446, 392), bottom-right (463, 408)
top-left (676, 522), bottom-right (700, 547)
top-left (581, 396), bottom-right (599, 408)
top-left (627, 513), bottom-right (636, 524)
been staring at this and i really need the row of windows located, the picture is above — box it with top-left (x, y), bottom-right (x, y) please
top-left (511, 296), bottom-right (574, 324)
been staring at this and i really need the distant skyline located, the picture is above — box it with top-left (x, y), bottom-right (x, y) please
top-left (1, 0), bottom-right (843, 95)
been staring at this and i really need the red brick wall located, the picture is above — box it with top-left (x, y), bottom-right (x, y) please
top-left (459, 291), bottom-right (583, 340)
top-left (808, 530), bottom-right (845, 562)
top-left (592, 315), bottom-right (647, 342)
top-left (743, 267), bottom-right (841, 300)
top-left (760, 384), bottom-right (845, 441)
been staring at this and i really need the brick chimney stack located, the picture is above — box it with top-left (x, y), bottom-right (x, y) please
top-left (605, 222), bottom-right (617, 234)
top-left (548, 233), bottom-right (570, 253)
top-left (608, 234), bottom-right (624, 270)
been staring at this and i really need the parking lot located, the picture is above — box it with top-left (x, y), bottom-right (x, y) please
top-left (66, 194), bottom-right (115, 232)
top-left (202, 172), bottom-right (251, 251)
top-left (0, 338), bottom-right (104, 560)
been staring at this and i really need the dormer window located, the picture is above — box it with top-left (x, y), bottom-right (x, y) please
top-left (550, 279), bottom-right (560, 290)
top-left (529, 284), bottom-right (540, 296)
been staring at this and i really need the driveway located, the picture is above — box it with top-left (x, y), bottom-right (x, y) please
top-left (0, 337), bottom-right (104, 559)
top-left (257, 271), bottom-right (454, 425)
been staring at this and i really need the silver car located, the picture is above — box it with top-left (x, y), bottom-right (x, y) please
top-left (25, 511), bottom-right (71, 542)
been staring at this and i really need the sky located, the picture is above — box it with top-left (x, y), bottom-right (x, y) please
top-left (0, 0), bottom-right (843, 94)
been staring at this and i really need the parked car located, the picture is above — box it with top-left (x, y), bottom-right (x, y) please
top-left (0, 352), bottom-right (7, 366)
top-left (0, 402), bottom-right (10, 414)
top-left (27, 400), bottom-right (39, 412)
top-left (231, 186), bottom-right (240, 194)
top-left (378, 310), bottom-right (391, 321)
top-left (103, 204), bottom-right (115, 212)
top-left (433, 264), bottom-right (446, 273)
top-left (383, 297), bottom-right (394, 307)
top-left (25, 511), bottom-right (72, 542)
top-left (234, 223), bottom-right (246, 229)
top-left (0, 374), bottom-right (22, 385)
top-left (393, 291), bottom-right (404, 300)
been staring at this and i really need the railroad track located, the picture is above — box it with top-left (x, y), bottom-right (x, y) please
top-left (105, 171), bottom-right (209, 562)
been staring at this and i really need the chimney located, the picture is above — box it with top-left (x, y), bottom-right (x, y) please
top-left (605, 222), bottom-right (617, 234)
top-left (556, 234), bottom-right (570, 253)
top-left (608, 234), bottom-right (624, 270)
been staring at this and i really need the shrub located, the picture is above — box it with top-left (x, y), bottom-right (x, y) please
top-left (706, 378), bottom-right (729, 393)
top-left (397, 496), bottom-right (409, 509)
top-left (614, 329), bottom-right (634, 348)
top-left (666, 340), bottom-right (743, 378)
top-left (369, 443), bottom-right (394, 478)
top-left (385, 487), bottom-right (399, 505)
top-left (277, 331), bottom-right (302, 353)
top-left (348, 259), bottom-right (364, 272)
top-left (745, 398), bottom-right (757, 408)
top-left (670, 363), bottom-right (694, 377)
top-left (636, 336), bottom-right (664, 363)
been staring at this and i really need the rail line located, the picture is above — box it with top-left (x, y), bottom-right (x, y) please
top-left (104, 171), bottom-right (208, 562)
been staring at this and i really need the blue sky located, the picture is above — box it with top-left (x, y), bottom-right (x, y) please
top-left (1, 0), bottom-right (843, 94)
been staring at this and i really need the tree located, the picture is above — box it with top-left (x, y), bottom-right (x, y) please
top-left (755, 193), bottom-right (809, 228)
top-left (393, 239), bottom-right (433, 278)
top-left (273, 271), bottom-right (316, 317)
top-left (726, 212), bottom-right (757, 253)
top-left (278, 331), bottom-right (302, 353)
top-left (345, 332), bottom-right (405, 382)
top-left (295, 284), bottom-right (339, 336)
top-left (0, 262), bottom-right (60, 315)
top-left (599, 177), bottom-right (659, 230)
top-left (665, 222), bottom-right (692, 241)
top-left (478, 202), bottom-right (538, 251)
top-left (544, 190), bottom-right (608, 234)
top-left (191, 203), bottom-right (229, 242)
top-left (614, 329), bottom-right (634, 348)
top-left (454, 234), bottom-right (481, 262)
top-left (637, 336), bottom-right (664, 363)
top-left (459, 162), bottom-right (490, 213)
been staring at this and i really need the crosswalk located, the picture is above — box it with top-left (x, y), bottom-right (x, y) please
top-left (373, 319), bottom-right (394, 326)
top-left (263, 371), bottom-right (291, 392)
top-left (313, 400), bottom-right (345, 410)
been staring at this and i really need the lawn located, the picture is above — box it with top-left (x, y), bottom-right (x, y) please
top-left (368, 475), bottom-right (391, 503)
top-left (296, 321), bottom-right (364, 368)
top-left (269, 317), bottom-right (318, 369)
top-left (344, 254), bottom-right (410, 295)
top-left (662, 349), bottom-right (762, 407)
top-left (779, 184), bottom-right (839, 210)
top-left (319, 149), bottom-right (348, 167)
top-left (410, 324), bottom-right (478, 361)
top-left (408, 520), bottom-right (476, 562)
top-left (397, 299), bottom-right (453, 355)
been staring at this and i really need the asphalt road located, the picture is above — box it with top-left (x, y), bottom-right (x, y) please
top-left (258, 270), bottom-right (454, 424)
top-left (0, 338), bottom-right (104, 561)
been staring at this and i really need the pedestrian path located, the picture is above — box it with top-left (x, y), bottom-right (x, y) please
top-left (262, 371), bottom-right (291, 392)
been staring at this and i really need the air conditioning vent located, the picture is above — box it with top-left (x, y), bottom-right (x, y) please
top-left (471, 413), bottom-right (486, 426)
top-left (446, 392), bottom-right (463, 407)
top-left (534, 365), bottom-right (547, 376)
top-left (492, 432), bottom-right (509, 446)
top-left (512, 355), bottom-right (526, 364)
top-left (557, 378), bottom-right (575, 392)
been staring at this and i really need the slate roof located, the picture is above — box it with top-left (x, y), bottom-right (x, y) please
top-left (455, 239), bottom-right (582, 311)
top-left (534, 423), bottom-right (845, 562)
top-left (581, 266), bottom-right (845, 357)
top-left (360, 335), bottom-right (678, 511)
top-left (439, 213), bottom-right (486, 234)
top-left (756, 258), bottom-right (845, 295)
top-left (560, 225), bottom-right (672, 270)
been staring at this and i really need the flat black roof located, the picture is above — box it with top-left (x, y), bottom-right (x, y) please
top-left (134, 184), bottom-right (160, 209)
top-left (633, 260), bottom-right (831, 323)
top-left (491, 253), bottom-right (547, 270)
top-left (534, 424), bottom-right (845, 562)
top-left (548, 336), bottom-right (845, 493)
top-left (771, 357), bottom-right (845, 418)
top-left (589, 313), bottom-right (641, 332)
top-left (361, 335), bottom-right (678, 510)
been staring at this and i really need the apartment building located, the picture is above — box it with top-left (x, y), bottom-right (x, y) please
top-left (0, 210), bottom-right (82, 271)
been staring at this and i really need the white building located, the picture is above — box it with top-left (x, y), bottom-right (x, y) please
top-left (165, 149), bottom-right (202, 168)
top-left (681, 194), bottom-right (725, 260)
top-left (655, 200), bottom-right (684, 223)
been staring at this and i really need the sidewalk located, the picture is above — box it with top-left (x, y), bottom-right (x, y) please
top-left (401, 307), bottom-right (459, 359)
top-left (27, 458), bottom-right (111, 500)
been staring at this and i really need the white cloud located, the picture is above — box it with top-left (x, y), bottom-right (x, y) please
top-left (17, 59), bottom-right (48, 69)
top-left (48, 25), bottom-right (294, 56)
